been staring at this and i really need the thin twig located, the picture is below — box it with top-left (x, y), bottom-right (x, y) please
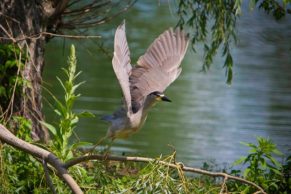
top-left (42, 32), bottom-right (101, 39)
top-left (42, 159), bottom-right (57, 194)
top-left (63, 0), bottom-right (137, 29)
top-left (64, 154), bottom-right (266, 194)
top-left (219, 176), bottom-right (228, 194)
top-left (0, 31), bottom-right (101, 42)
top-left (0, 12), bottom-right (20, 24)
top-left (63, 1), bottom-right (110, 16)
top-left (0, 24), bottom-right (16, 42)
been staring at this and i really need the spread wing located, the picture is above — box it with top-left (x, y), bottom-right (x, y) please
top-left (129, 28), bottom-right (189, 111)
top-left (112, 21), bottom-right (132, 114)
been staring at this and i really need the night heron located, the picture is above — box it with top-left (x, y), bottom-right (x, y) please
top-left (102, 21), bottom-right (189, 139)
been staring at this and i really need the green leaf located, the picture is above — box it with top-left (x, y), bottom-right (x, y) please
top-left (54, 109), bottom-right (62, 116)
top-left (66, 150), bottom-right (74, 160)
top-left (243, 154), bottom-right (253, 164)
top-left (266, 155), bottom-right (282, 168)
top-left (52, 97), bottom-right (66, 117)
top-left (56, 76), bottom-right (66, 92)
top-left (233, 156), bottom-right (246, 165)
top-left (260, 157), bottom-right (267, 169)
top-left (270, 182), bottom-right (279, 190)
top-left (72, 81), bottom-right (85, 93)
top-left (226, 67), bottom-right (232, 84)
top-left (0, 86), bottom-right (7, 97)
top-left (243, 168), bottom-right (250, 178)
top-left (272, 148), bottom-right (283, 156)
top-left (241, 142), bottom-right (257, 149)
top-left (39, 121), bottom-right (57, 136)
top-left (77, 111), bottom-right (95, 118)
top-left (74, 71), bottom-right (82, 79)
top-left (70, 116), bottom-right (79, 126)
top-left (5, 60), bottom-right (17, 68)
top-left (269, 166), bottom-right (282, 176)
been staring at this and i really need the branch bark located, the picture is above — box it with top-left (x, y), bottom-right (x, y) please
top-left (0, 124), bottom-right (83, 194)
top-left (42, 159), bottom-right (57, 194)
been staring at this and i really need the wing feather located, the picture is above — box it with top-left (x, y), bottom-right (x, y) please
top-left (130, 28), bottom-right (189, 110)
top-left (112, 21), bottom-right (132, 114)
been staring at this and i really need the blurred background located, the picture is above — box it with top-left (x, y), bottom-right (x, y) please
top-left (43, 1), bottom-right (291, 166)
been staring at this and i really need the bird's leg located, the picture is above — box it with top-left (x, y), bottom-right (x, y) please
top-left (96, 138), bottom-right (114, 162)
top-left (88, 135), bottom-right (107, 155)
top-left (103, 138), bottom-right (114, 158)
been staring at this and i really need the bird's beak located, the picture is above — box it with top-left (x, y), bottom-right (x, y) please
top-left (161, 95), bottom-right (172, 102)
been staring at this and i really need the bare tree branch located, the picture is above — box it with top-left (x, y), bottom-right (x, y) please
top-left (0, 31), bottom-right (101, 42)
top-left (51, 0), bottom-right (71, 19)
top-left (61, 0), bottom-right (137, 29)
top-left (219, 176), bottom-right (228, 194)
top-left (0, 124), bottom-right (83, 194)
top-left (63, 1), bottom-right (110, 16)
top-left (0, 24), bottom-right (16, 43)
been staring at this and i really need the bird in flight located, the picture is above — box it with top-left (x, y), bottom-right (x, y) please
top-left (102, 21), bottom-right (189, 139)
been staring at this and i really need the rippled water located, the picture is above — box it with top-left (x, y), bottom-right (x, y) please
top-left (44, 2), bottom-right (291, 166)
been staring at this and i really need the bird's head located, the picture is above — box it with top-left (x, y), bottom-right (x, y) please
top-left (150, 91), bottom-right (172, 102)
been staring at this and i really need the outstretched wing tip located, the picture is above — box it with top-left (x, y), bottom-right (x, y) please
top-left (112, 20), bottom-right (133, 114)
top-left (118, 20), bottom-right (126, 29)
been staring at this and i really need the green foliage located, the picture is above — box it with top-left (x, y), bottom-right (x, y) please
top-left (130, 156), bottom-right (189, 193)
top-left (0, 117), bottom-right (49, 193)
top-left (70, 155), bottom-right (221, 193)
top-left (249, 0), bottom-right (290, 20)
top-left (230, 137), bottom-right (291, 193)
top-left (283, 154), bottom-right (291, 193)
top-left (177, 0), bottom-right (240, 84)
top-left (12, 116), bottom-right (33, 142)
top-left (177, 0), bottom-right (291, 84)
top-left (41, 45), bottom-right (94, 160)
top-left (0, 44), bottom-right (26, 114)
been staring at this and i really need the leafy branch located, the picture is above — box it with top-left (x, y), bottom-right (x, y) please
top-left (177, 0), bottom-right (240, 84)
top-left (177, 0), bottom-right (291, 84)
top-left (232, 137), bottom-right (288, 193)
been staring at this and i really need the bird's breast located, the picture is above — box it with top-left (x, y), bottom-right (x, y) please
top-left (108, 110), bottom-right (148, 139)
top-left (129, 111), bottom-right (148, 129)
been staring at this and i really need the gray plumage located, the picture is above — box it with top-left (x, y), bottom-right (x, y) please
top-left (103, 21), bottom-right (189, 139)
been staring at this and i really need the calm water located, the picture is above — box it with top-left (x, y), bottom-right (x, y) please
top-left (43, 2), bottom-right (291, 166)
